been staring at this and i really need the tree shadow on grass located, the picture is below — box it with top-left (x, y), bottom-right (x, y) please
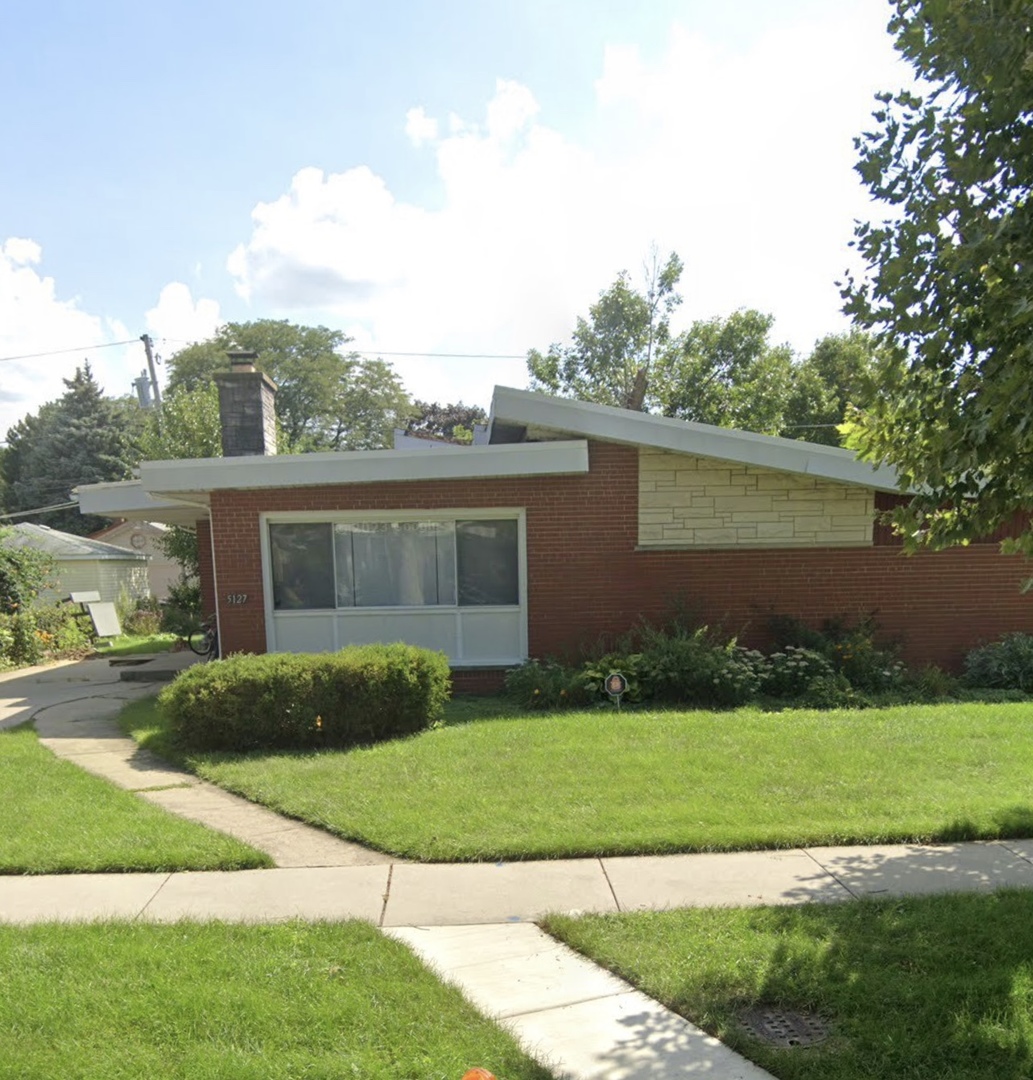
top-left (576, 891), bottom-right (1033, 1080)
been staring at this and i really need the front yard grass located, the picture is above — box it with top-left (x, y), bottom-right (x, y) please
top-left (94, 633), bottom-right (178, 657)
top-left (0, 920), bottom-right (553, 1080)
top-left (121, 697), bottom-right (1033, 862)
top-left (0, 725), bottom-right (270, 873)
top-left (544, 891), bottom-right (1033, 1080)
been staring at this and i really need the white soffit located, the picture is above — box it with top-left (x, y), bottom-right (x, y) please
top-left (489, 386), bottom-right (904, 493)
top-left (139, 440), bottom-right (589, 495)
top-left (75, 480), bottom-right (208, 526)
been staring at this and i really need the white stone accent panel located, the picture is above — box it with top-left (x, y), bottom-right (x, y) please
top-left (638, 449), bottom-right (874, 548)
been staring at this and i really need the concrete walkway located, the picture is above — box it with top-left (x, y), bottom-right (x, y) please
top-left (5, 656), bottom-right (1033, 1079)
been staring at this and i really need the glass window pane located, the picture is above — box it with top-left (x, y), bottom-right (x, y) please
top-left (333, 525), bottom-right (355, 607)
top-left (350, 522), bottom-right (456, 607)
top-left (457, 519), bottom-right (518, 606)
top-left (269, 523), bottom-right (334, 610)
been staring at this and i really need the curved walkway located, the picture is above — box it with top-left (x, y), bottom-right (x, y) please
top-left (4, 655), bottom-right (1033, 1080)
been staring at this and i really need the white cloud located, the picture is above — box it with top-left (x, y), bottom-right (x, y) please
top-left (405, 106), bottom-right (438, 146)
top-left (145, 282), bottom-right (221, 346)
top-left (227, 4), bottom-right (910, 407)
top-left (0, 240), bottom-right (139, 441)
top-left (2, 237), bottom-right (43, 266)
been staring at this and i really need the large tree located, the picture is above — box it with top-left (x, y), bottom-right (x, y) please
top-left (527, 251), bottom-right (684, 410)
top-left (1, 365), bottom-right (144, 535)
top-left (655, 310), bottom-right (795, 434)
top-left (842, 0), bottom-right (1033, 552)
top-left (166, 319), bottom-right (412, 452)
top-left (137, 383), bottom-right (224, 577)
top-left (781, 331), bottom-right (879, 446)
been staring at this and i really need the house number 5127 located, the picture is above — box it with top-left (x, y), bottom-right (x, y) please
top-left (226, 594), bottom-right (248, 605)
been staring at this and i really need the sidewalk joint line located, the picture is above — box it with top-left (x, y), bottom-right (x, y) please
top-left (801, 847), bottom-right (861, 899)
top-left (998, 840), bottom-right (1033, 868)
top-left (500, 987), bottom-right (629, 1019)
top-left (379, 864), bottom-right (394, 927)
top-left (597, 856), bottom-right (622, 912)
top-left (134, 872), bottom-right (173, 921)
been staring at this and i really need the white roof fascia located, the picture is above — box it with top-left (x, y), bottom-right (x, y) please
top-left (75, 480), bottom-right (210, 525)
top-left (489, 386), bottom-right (904, 493)
top-left (139, 440), bottom-right (590, 496)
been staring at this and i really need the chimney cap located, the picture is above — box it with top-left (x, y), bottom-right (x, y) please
top-left (226, 348), bottom-right (259, 372)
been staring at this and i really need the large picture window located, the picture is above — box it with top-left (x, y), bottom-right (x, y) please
top-left (269, 517), bottom-right (519, 611)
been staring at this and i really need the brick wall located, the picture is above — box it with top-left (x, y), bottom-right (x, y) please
top-left (197, 519), bottom-right (216, 620)
top-left (208, 441), bottom-right (1033, 673)
top-left (639, 448), bottom-right (874, 547)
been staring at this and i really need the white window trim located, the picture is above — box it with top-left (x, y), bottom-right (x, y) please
top-left (259, 508), bottom-right (528, 664)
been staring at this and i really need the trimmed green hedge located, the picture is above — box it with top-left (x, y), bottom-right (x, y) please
top-left (158, 644), bottom-right (451, 752)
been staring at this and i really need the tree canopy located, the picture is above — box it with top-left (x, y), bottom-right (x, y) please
top-left (407, 401), bottom-right (488, 444)
top-left (527, 258), bottom-right (872, 441)
top-left (0, 365), bottom-right (144, 535)
top-left (842, 0), bottom-right (1033, 552)
top-left (527, 251), bottom-right (683, 410)
top-left (656, 310), bottom-right (795, 434)
top-left (165, 319), bottom-right (412, 452)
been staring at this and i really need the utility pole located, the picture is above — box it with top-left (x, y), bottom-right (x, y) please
top-left (139, 334), bottom-right (163, 410)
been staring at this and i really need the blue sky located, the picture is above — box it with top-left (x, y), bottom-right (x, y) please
top-left (0, 0), bottom-right (909, 439)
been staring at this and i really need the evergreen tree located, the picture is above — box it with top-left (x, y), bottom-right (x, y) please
top-left (1, 364), bottom-right (144, 535)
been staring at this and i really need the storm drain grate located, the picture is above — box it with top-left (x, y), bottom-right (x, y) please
top-left (737, 1006), bottom-right (831, 1048)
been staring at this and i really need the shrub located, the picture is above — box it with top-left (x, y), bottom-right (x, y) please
top-left (964, 633), bottom-right (1033, 691)
top-left (0, 603), bottom-right (91, 668)
top-left (0, 530), bottom-right (55, 614)
top-left (580, 651), bottom-right (652, 704)
top-left (905, 664), bottom-right (959, 700)
top-left (124, 609), bottom-right (161, 636)
top-left (769, 613), bottom-right (906, 693)
top-left (503, 660), bottom-right (588, 710)
top-left (634, 623), bottom-right (765, 707)
top-left (800, 673), bottom-right (867, 710)
top-left (761, 645), bottom-right (836, 698)
top-left (159, 644), bottom-right (451, 752)
top-left (160, 579), bottom-right (202, 637)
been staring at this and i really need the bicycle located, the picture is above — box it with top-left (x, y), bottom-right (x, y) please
top-left (187, 617), bottom-right (219, 660)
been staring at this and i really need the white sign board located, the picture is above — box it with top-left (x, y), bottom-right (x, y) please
top-left (86, 602), bottom-right (121, 638)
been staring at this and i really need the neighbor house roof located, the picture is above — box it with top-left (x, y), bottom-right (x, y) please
top-left (4, 523), bottom-right (147, 561)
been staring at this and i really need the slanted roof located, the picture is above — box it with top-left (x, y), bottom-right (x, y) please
top-left (4, 523), bottom-right (147, 561)
top-left (487, 386), bottom-right (904, 493)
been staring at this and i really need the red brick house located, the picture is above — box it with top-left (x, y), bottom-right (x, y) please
top-left (77, 363), bottom-right (1031, 685)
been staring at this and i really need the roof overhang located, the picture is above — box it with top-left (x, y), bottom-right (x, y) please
top-left (75, 480), bottom-right (210, 527)
top-left (488, 386), bottom-right (905, 493)
top-left (139, 440), bottom-right (590, 497)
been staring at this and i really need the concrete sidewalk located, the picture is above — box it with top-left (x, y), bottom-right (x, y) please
top-left (4, 843), bottom-right (1033, 1080)
top-left (4, 839), bottom-right (1033, 926)
top-left (6, 655), bottom-right (1033, 1079)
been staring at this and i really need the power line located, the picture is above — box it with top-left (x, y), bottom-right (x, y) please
top-left (0, 500), bottom-right (79, 521)
top-left (0, 339), bottom-right (139, 364)
top-left (156, 338), bottom-right (525, 360)
top-left (358, 350), bottom-right (525, 359)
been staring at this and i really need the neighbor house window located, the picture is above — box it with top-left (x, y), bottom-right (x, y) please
top-left (269, 517), bottom-right (519, 611)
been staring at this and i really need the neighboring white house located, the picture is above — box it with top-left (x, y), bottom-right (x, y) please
top-left (5, 523), bottom-right (150, 605)
top-left (89, 520), bottom-right (180, 598)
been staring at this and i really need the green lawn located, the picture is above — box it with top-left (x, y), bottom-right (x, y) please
top-left (0, 725), bottom-right (270, 873)
top-left (121, 697), bottom-right (1033, 861)
top-left (0, 920), bottom-right (553, 1080)
top-left (544, 891), bottom-right (1033, 1080)
top-left (94, 633), bottom-right (178, 657)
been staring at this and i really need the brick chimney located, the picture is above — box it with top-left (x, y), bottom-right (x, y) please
top-left (213, 351), bottom-right (277, 456)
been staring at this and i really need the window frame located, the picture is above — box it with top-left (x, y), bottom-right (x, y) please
top-left (259, 508), bottom-right (528, 661)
